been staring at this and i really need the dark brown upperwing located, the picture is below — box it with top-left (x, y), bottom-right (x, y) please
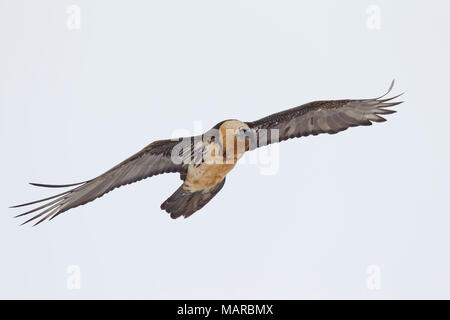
top-left (247, 81), bottom-right (403, 148)
top-left (12, 138), bottom-right (190, 226)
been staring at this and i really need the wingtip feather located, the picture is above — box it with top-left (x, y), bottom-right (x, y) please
top-left (373, 79), bottom-right (400, 100)
top-left (29, 181), bottom-right (87, 188)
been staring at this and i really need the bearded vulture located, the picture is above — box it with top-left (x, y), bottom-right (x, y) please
top-left (11, 81), bottom-right (403, 225)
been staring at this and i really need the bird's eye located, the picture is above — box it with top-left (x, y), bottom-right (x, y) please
top-left (238, 126), bottom-right (248, 134)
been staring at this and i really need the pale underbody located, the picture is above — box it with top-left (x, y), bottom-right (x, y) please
top-left (183, 157), bottom-right (237, 192)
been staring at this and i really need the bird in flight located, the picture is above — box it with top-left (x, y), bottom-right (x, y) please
top-left (12, 81), bottom-right (403, 226)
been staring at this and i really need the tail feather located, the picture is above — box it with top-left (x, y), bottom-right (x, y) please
top-left (161, 179), bottom-right (226, 219)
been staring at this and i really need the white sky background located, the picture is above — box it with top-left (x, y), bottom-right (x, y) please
top-left (0, 0), bottom-right (449, 299)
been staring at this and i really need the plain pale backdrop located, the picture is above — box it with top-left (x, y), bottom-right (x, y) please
top-left (0, 0), bottom-right (449, 299)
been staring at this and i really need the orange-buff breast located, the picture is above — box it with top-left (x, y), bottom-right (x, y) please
top-left (184, 163), bottom-right (236, 191)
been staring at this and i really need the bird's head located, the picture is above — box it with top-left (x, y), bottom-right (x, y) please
top-left (213, 120), bottom-right (252, 160)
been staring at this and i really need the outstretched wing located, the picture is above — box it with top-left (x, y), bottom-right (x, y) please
top-left (12, 137), bottom-right (194, 226)
top-left (247, 81), bottom-right (403, 147)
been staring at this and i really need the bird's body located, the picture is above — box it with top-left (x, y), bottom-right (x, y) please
top-left (184, 162), bottom-right (234, 191)
top-left (183, 120), bottom-right (248, 191)
top-left (161, 119), bottom-right (250, 218)
top-left (12, 81), bottom-right (404, 225)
